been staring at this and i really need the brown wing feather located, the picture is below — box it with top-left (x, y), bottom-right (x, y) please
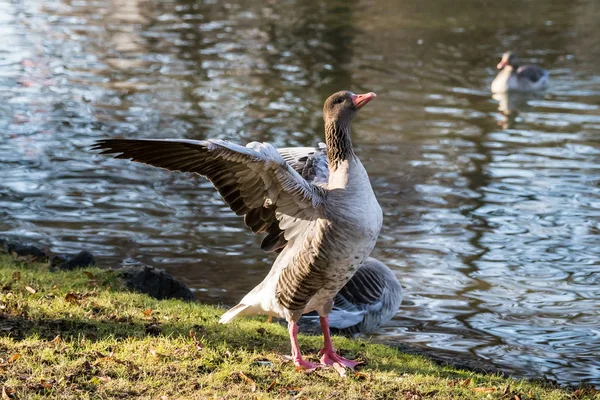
top-left (92, 139), bottom-right (323, 239)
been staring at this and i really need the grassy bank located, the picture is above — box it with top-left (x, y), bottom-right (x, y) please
top-left (0, 254), bottom-right (595, 399)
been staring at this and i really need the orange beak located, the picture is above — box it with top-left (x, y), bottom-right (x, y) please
top-left (351, 92), bottom-right (376, 109)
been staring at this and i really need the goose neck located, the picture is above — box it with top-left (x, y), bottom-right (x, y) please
top-left (325, 120), bottom-right (355, 168)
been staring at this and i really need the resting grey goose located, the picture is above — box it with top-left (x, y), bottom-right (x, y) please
top-left (93, 91), bottom-right (383, 369)
top-left (491, 51), bottom-right (549, 93)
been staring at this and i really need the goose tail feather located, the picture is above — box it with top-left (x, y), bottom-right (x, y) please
top-left (219, 303), bottom-right (252, 324)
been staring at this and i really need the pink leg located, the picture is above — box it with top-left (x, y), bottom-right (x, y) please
top-left (318, 316), bottom-right (362, 368)
top-left (288, 321), bottom-right (320, 370)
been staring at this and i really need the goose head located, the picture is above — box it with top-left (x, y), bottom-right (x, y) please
top-left (322, 90), bottom-right (376, 166)
top-left (497, 51), bottom-right (519, 70)
top-left (323, 91), bottom-right (376, 126)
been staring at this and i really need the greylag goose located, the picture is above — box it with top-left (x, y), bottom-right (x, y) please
top-left (93, 90), bottom-right (382, 370)
top-left (302, 257), bottom-right (402, 336)
top-left (491, 51), bottom-right (549, 93)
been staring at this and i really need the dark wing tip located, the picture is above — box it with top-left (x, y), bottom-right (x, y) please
top-left (90, 138), bottom-right (124, 154)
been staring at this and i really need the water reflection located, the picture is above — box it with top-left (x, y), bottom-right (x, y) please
top-left (492, 92), bottom-right (540, 129)
top-left (1, 0), bottom-right (599, 387)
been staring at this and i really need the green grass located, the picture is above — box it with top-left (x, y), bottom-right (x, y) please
top-left (0, 254), bottom-right (597, 399)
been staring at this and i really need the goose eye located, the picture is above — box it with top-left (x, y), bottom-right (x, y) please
top-left (334, 97), bottom-right (344, 104)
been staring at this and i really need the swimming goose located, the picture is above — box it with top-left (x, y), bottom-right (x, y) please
top-left (491, 51), bottom-right (549, 93)
top-left (93, 90), bottom-right (382, 370)
top-left (302, 257), bottom-right (402, 336)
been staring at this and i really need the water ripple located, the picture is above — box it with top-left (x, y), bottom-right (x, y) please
top-left (0, 0), bottom-right (599, 387)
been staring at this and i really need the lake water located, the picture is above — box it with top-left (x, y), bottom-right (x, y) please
top-left (1, 0), bottom-right (599, 386)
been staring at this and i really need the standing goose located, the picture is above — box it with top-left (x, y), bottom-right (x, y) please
top-left (279, 148), bottom-right (402, 335)
top-left (93, 90), bottom-right (382, 370)
top-left (491, 51), bottom-right (549, 93)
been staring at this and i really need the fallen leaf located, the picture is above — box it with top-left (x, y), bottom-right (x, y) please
top-left (25, 286), bottom-right (36, 294)
top-left (51, 334), bottom-right (61, 345)
top-left (2, 386), bottom-right (14, 400)
top-left (83, 271), bottom-right (94, 279)
top-left (8, 354), bottom-right (21, 363)
top-left (353, 372), bottom-right (368, 380)
top-left (65, 293), bottom-right (79, 303)
top-left (238, 371), bottom-right (257, 392)
top-left (40, 379), bottom-right (53, 389)
top-left (189, 330), bottom-right (204, 350)
top-left (12, 272), bottom-right (20, 281)
top-left (251, 360), bottom-right (274, 368)
top-left (52, 284), bottom-right (59, 290)
top-left (143, 308), bottom-right (152, 316)
top-left (149, 347), bottom-right (157, 357)
top-left (472, 387), bottom-right (496, 393)
top-left (91, 376), bottom-right (112, 385)
top-left (514, 395), bottom-right (521, 400)
top-left (266, 379), bottom-right (276, 392)
top-left (277, 354), bottom-right (293, 364)
top-left (332, 362), bottom-right (347, 377)
top-left (462, 378), bottom-right (471, 386)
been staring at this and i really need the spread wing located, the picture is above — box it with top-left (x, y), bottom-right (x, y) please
top-left (92, 139), bottom-right (326, 244)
